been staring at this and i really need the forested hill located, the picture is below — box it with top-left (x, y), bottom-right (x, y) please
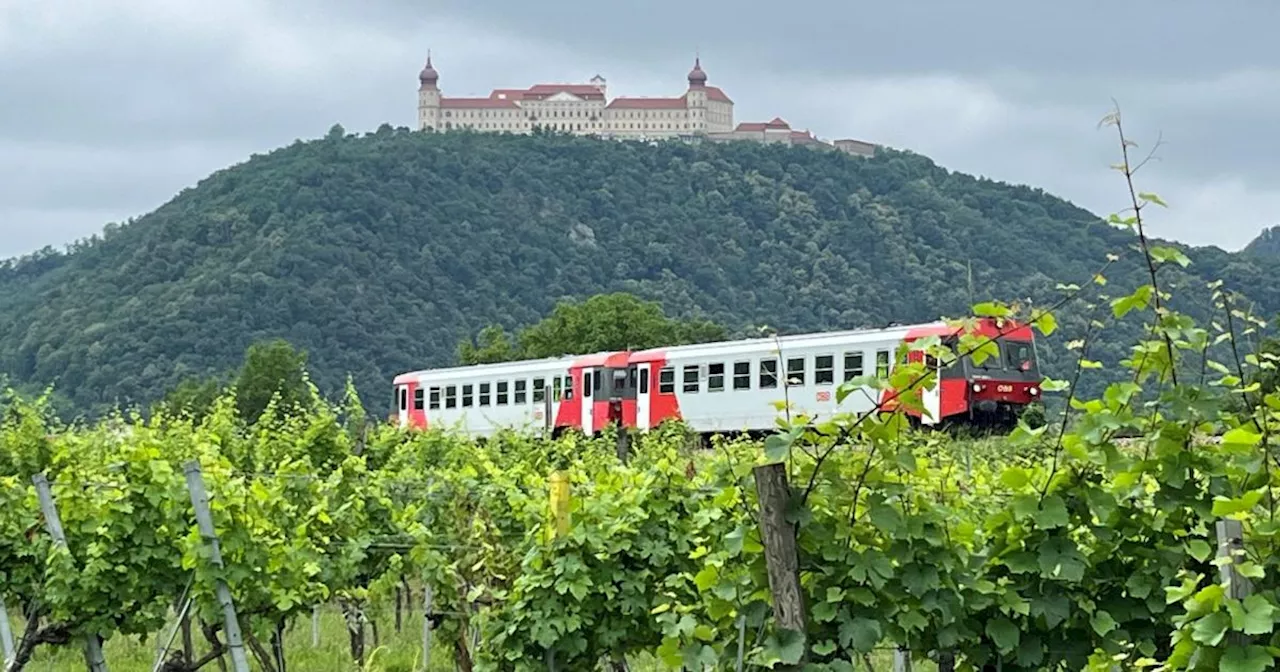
top-left (2, 124), bottom-right (1277, 417)
top-left (1244, 225), bottom-right (1280, 259)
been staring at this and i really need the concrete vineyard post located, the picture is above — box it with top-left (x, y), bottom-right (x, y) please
top-left (182, 461), bottom-right (251, 672)
top-left (31, 473), bottom-right (108, 672)
top-left (0, 600), bottom-right (14, 668)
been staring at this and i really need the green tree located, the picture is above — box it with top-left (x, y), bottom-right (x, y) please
top-left (457, 292), bottom-right (728, 364)
top-left (234, 338), bottom-right (313, 424)
top-left (154, 374), bottom-right (224, 422)
top-left (456, 324), bottom-right (520, 365)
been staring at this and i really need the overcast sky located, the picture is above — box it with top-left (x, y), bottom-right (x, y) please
top-left (2, 0), bottom-right (1277, 260)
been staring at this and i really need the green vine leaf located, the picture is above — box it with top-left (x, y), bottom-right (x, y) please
top-left (1219, 645), bottom-right (1274, 672)
top-left (986, 618), bottom-right (1020, 653)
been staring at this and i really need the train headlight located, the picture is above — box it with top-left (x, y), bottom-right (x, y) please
top-left (971, 382), bottom-right (984, 392)
top-left (1029, 386), bottom-right (1039, 396)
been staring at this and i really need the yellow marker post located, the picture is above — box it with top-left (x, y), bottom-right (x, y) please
top-left (549, 470), bottom-right (571, 538)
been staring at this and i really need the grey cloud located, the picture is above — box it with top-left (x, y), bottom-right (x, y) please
top-left (0, 0), bottom-right (1277, 259)
top-left (357, 0), bottom-right (1280, 77)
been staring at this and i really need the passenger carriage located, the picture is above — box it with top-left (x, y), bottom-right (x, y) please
top-left (392, 317), bottom-right (1043, 436)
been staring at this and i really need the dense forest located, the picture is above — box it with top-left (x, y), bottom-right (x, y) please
top-left (1, 124), bottom-right (1277, 418)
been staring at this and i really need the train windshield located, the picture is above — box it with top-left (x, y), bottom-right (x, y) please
top-left (958, 338), bottom-right (1038, 379)
top-left (965, 340), bottom-right (1005, 372)
top-left (600, 367), bottom-right (637, 400)
top-left (1005, 340), bottom-right (1037, 373)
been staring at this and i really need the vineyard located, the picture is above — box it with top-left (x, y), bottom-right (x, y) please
top-left (5, 113), bottom-right (1280, 672)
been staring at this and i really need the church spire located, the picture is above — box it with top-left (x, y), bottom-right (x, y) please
top-left (419, 51), bottom-right (439, 87)
top-left (687, 54), bottom-right (707, 87)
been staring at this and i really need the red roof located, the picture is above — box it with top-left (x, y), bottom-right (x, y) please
top-left (705, 86), bottom-right (733, 104)
top-left (606, 97), bottom-right (688, 110)
top-left (523, 84), bottom-right (606, 100)
top-left (441, 97), bottom-right (520, 109)
top-left (475, 84), bottom-right (606, 102)
top-left (489, 88), bottom-right (528, 100)
top-left (735, 117), bottom-right (792, 132)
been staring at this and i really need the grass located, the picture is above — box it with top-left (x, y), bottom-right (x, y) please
top-left (7, 601), bottom-right (929, 671)
top-left (11, 602), bottom-right (452, 672)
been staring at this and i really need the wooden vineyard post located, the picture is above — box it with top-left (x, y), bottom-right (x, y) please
top-left (31, 473), bottom-right (109, 672)
top-left (183, 461), bottom-right (252, 672)
top-left (752, 463), bottom-right (806, 664)
top-left (1217, 518), bottom-right (1252, 647)
top-left (616, 425), bottom-right (631, 465)
top-left (610, 397), bottom-right (630, 464)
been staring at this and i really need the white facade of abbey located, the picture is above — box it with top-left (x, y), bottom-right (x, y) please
top-left (415, 56), bottom-right (876, 155)
top-left (417, 57), bottom-right (735, 140)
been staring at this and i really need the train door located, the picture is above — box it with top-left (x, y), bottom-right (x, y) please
top-left (581, 367), bottom-right (595, 435)
top-left (922, 354), bottom-right (941, 425)
top-left (635, 363), bottom-right (651, 430)
top-left (396, 385), bottom-right (409, 427)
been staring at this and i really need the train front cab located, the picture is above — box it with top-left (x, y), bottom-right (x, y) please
top-left (565, 351), bottom-right (634, 435)
top-left (904, 319), bottom-right (1042, 428)
top-left (960, 333), bottom-right (1040, 426)
top-left (945, 320), bottom-right (1041, 427)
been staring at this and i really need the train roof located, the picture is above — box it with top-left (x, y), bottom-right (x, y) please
top-left (393, 318), bottom-right (1035, 384)
top-left (393, 353), bottom-right (583, 385)
top-left (630, 321), bottom-right (941, 362)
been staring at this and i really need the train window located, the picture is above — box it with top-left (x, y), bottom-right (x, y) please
top-left (445, 385), bottom-right (457, 409)
top-left (708, 363), bottom-right (725, 392)
top-left (815, 355), bottom-right (834, 385)
top-left (876, 350), bottom-right (891, 378)
top-left (639, 368), bottom-right (649, 394)
top-left (553, 377), bottom-right (563, 401)
top-left (564, 375), bottom-right (574, 400)
top-left (843, 353), bottom-right (864, 380)
top-left (479, 383), bottom-right (491, 406)
top-left (497, 381), bottom-right (509, 405)
top-left (533, 378), bottom-right (546, 402)
top-left (462, 384), bottom-right (474, 407)
top-left (733, 361), bottom-right (751, 389)
top-left (1006, 341), bottom-right (1035, 371)
top-left (429, 386), bottom-right (441, 410)
top-left (787, 357), bottom-right (806, 387)
top-left (413, 388), bottom-right (425, 411)
top-left (399, 388), bottom-right (407, 411)
top-left (515, 379), bottom-right (528, 404)
top-left (759, 359), bottom-right (778, 388)
top-left (683, 365), bottom-right (700, 393)
top-left (659, 367), bottom-right (675, 393)
top-left (583, 372), bottom-right (592, 398)
top-left (592, 370), bottom-right (601, 395)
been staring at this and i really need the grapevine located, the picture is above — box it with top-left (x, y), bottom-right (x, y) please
top-left (2, 109), bottom-right (1280, 672)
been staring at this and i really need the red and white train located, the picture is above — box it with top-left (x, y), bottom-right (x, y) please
top-left (391, 317), bottom-right (1043, 437)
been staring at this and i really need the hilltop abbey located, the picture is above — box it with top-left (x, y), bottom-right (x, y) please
top-left (416, 55), bottom-right (876, 155)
